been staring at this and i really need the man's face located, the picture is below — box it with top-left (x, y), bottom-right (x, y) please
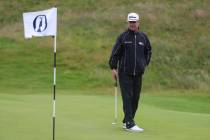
top-left (128, 21), bottom-right (139, 32)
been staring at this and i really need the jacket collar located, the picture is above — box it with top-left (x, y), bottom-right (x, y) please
top-left (127, 28), bottom-right (139, 35)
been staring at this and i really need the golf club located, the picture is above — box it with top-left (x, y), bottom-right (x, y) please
top-left (112, 76), bottom-right (118, 125)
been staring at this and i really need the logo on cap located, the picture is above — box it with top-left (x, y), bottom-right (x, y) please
top-left (129, 16), bottom-right (136, 19)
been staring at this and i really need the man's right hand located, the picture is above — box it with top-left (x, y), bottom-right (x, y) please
top-left (112, 69), bottom-right (118, 80)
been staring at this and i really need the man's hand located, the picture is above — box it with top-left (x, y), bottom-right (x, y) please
top-left (112, 69), bottom-right (118, 80)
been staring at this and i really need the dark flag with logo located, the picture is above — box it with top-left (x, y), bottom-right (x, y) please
top-left (23, 7), bottom-right (57, 38)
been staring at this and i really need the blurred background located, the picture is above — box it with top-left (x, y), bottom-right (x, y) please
top-left (0, 0), bottom-right (210, 93)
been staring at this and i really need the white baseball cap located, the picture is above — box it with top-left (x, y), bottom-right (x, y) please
top-left (127, 13), bottom-right (139, 22)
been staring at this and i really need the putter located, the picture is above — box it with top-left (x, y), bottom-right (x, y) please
top-left (112, 76), bottom-right (118, 125)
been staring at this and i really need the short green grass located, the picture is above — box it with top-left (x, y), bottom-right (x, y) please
top-left (0, 90), bottom-right (210, 140)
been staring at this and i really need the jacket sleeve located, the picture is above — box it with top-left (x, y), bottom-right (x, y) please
top-left (109, 34), bottom-right (123, 69)
top-left (143, 33), bottom-right (152, 66)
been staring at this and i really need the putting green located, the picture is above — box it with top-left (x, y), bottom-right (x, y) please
top-left (0, 92), bottom-right (210, 140)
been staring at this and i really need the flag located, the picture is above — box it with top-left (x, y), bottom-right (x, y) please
top-left (23, 7), bottom-right (57, 38)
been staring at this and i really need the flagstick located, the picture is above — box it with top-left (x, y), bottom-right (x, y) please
top-left (52, 35), bottom-right (56, 140)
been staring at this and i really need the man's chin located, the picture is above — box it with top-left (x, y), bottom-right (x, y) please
top-left (130, 28), bottom-right (138, 32)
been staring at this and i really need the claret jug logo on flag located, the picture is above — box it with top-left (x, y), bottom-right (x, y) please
top-left (33, 15), bottom-right (47, 32)
top-left (23, 7), bottom-right (57, 38)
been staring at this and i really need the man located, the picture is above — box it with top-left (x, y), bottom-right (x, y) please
top-left (109, 13), bottom-right (152, 132)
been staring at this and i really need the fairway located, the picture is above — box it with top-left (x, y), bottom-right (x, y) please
top-left (0, 91), bottom-right (210, 140)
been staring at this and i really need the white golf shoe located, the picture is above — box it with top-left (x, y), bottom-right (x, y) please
top-left (125, 125), bottom-right (144, 133)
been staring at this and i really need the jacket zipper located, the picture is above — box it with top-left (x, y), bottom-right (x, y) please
top-left (124, 47), bottom-right (126, 72)
top-left (134, 35), bottom-right (137, 75)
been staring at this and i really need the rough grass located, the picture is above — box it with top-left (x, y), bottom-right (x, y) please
top-left (0, 0), bottom-right (210, 91)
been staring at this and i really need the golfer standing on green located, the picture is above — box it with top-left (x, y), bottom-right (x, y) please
top-left (109, 13), bottom-right (152, 132)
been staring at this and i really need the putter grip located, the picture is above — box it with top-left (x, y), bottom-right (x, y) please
top-left (114, 76), bottom-right (117, 87)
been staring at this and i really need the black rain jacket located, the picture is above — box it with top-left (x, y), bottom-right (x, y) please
top-left (109, 29), bottom-right (152, 75)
